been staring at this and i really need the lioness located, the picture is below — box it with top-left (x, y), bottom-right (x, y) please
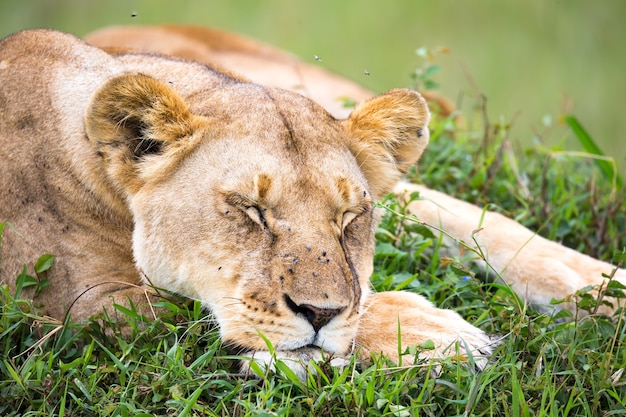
top-left (85, 25), bottom-right (626, 315)
top-left (0, 27), bottom-right (622, 376)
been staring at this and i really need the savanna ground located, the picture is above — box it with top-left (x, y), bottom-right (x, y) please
top-left (2, 2), bottom-right (626, 416)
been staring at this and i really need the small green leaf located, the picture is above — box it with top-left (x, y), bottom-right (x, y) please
top-left (256, 330), bottom-right (275, 356)
top-left (73, 378), bottom-right (92, 402)
top-left (404, 222), bottom-right (435, 238)
top-left (274, 360), bottom-right (305, 387)
top-left (193, 300), bottom-right (203, 321)
top-left (113, 303), bottom-right (141, 320)
top-left (247, 360), bottom-right (266, 379)
top-left (34, 254), bottom-right (55, 273)
top-left (419, 339), bottom-right (436, 350)
top-left (408, 191), bottom-right (421, 201)
top-left (450, 262), bottom-right (473, 277)
top-left (178, 385), bottom-right (205, 417)
top-left (59, 357), bottom-right (84, 372)
top-left (152, 300), bottom-right (181, 313)
top-left (0, 221), bottom-right (6, 246)
top-left (366, 374), bottom-right (376, 404)
top-left (375, 242), bottom-right (404, 256)
top-left (92, 339), bottom-right (128, 385)
top-left (169, 384), bottom-right (184, 400)
top-left (422, 64), bottom-right (441, 78)
top-left (376, 398), bottom-right (389, 410)
top-left (34, 278), bottom-right (50, 297)
top-left (14, 266), bottom-right (37, 298)
top-left (3, 359), bottom-right (26, 390)
top-left (423, 80), bottom-right (440, 90)
top-left (607, 279), bottom-right (626, 290)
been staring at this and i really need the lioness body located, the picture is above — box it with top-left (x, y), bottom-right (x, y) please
top-left (0, 31), bottom-right (139, 318)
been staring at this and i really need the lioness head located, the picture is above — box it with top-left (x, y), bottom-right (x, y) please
top-left (84, 72), bottom-right (429, 356)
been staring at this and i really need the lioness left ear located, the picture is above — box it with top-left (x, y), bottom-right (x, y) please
top-left (85, 73), bottom-right (205, 195)
top-left (344, 89), bottom-right (430, 200)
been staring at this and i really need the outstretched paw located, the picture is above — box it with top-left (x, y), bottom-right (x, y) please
top-left (357, 291), bottom-right (496, 369)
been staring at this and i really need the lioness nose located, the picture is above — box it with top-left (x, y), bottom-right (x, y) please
top-left (285, 296), bottom-right (344, 332)
top-left (300, 304), bottom-right (344, 332)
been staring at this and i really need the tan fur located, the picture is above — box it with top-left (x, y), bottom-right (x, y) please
top-left (395, 183), bottom-right (626, 316)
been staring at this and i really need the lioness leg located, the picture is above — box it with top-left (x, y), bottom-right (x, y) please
top-left (356, 291), bottom-right (494, 365)
top-left (394, 181), bottom-right (626, 316)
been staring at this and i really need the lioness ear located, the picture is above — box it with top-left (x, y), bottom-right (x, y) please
top-left (344, 89), bottom-right (430, 200)
top-left (85, 73), bottom-right (205, 194)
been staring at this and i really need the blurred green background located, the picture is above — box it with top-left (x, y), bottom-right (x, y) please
top-left (2, 0), bottom-right (624, 170)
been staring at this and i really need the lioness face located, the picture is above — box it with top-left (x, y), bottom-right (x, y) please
top-left (131, 87), bottom-right (375, 355)
top-left (85, 73), bottom-right (429, 357)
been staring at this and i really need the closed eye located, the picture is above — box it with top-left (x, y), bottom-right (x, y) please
top-left (341, 201), bottom-right (372, 230)
top-left (244, 205), bottom-right (267, 228)
top-left (225, 193), bottom-right (268, 228)
top-left (341, 211), bottom-right (359, 230)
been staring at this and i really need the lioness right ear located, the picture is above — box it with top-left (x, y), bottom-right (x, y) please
top-left (85, 73), bottom-right (206, 195)
top-left (344, 89), bottom-right (430, 200)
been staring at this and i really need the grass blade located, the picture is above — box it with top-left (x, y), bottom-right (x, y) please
top-left (565, 115), bottom-right (623, 188)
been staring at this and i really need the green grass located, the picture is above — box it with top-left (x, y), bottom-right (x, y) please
top-left (1, 92), bottom-right (625, 416)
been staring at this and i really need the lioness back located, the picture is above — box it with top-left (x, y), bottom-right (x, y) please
top-left (86, 25), bottom-right (456, 119)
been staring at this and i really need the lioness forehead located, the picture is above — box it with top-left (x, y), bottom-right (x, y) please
top-left (107, 50), bottom-right (373, 211)
top-left (189, 120), bottom-right (370, 211)
top-left (189, 83), bottom-right (343, 149)
top-left (183, 83), bottom-right (368, 191)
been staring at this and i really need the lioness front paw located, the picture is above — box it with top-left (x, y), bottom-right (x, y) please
top-left (357, 291), bottom-right (495, 368)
